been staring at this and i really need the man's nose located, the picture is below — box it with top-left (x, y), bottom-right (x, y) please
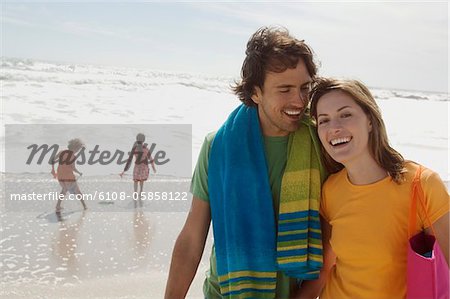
top-left (293, 89), bottom-right (308, 107)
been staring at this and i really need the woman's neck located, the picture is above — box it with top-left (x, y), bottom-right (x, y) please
top-left (345, 158), bottom-right (388, 185)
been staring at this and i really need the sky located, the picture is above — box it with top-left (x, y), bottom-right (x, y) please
top-left (1, 1), bottom-right (448, 92)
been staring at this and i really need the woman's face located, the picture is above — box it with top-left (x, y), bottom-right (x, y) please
top-left (316, 90), bottom-right (373, 168)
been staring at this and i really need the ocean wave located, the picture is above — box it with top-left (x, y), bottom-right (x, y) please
top-left (1, 57), bottom-right (234, 94)
top-left (2, 57), bottom-right (77, 73)
top-left (372, 89), bottom-right (448, 102)
top-left (3, 57), bottom-right (447, 100)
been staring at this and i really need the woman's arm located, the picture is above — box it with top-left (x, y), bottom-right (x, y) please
top-left (73, 166), bottom-right (82, 176)
top-left (420, 168), bottom-right (449, 266)
top-left (425, 212), bottom-right (449, 265)
top-left (149, 155), bottom-right (156, 173)
top-left (122, 145), bottom-right (135, 174)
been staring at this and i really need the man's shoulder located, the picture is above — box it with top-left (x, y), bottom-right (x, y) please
top-left (195, 131), bottom-right (218, 166)
top-left (202, 131), bottom-right (217, 151)
top-left (205, 131), bottom-right (217, 143)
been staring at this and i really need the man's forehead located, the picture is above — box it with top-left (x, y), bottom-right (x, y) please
top-left (265, 60), bottom-right (310, 79)
top-left (264, 69), bottom-right (312, 86)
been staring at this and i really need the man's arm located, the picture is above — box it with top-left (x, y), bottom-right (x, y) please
top-left (164, 197), bottom-right (211, 299)
top-left (294, 216), bottom-right (336, 299)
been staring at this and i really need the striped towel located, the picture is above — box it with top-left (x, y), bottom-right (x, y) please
top-left (277, 117), bottom-right (325, 279)
top-left (209, 104), bottom-right (325, 298)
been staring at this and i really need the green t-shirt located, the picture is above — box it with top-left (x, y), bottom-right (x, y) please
top-left (190, 132), bottom-right (295, 299)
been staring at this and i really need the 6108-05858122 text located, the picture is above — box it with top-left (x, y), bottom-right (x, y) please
top-left (9, 191), bottom-right (188, 202)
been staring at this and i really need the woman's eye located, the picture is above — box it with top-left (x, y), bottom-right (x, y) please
top-left (341, 113), bottom-right (351, 118)
top-left (318, 119), bottom-right (329, 125)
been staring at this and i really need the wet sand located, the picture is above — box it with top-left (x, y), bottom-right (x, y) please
top-left (1, 174), bottom-right (213, 298)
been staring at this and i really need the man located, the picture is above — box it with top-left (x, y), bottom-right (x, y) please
top-left (165, 27), bottom-right (325, 299)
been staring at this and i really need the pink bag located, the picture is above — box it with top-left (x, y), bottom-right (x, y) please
top-left (407, 166), bottom-right (449, 299)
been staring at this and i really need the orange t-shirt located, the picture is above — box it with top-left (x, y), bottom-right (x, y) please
top-left (320, 162), bottom-right (449, 299)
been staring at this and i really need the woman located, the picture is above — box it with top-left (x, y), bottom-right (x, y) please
top-left (297, 78), bottom-right (449, 298)
top-left (52, 138), bottom-right (87, 212)
top-left (120, 133), bottom-right (156, 200)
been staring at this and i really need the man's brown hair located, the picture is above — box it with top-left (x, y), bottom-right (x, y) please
top-left (233, 26), bottom-right (317, 106)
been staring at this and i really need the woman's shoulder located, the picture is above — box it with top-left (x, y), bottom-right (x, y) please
top-left (403, 160), bottom-right (435, 178)
top-left (402, 161), bottom-right (444, 186)
top-left (323, 168), bottom-right (347, 189)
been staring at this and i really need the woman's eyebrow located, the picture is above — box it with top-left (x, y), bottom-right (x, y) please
top-left (337, 105), bottom-right (351, 112)
top-left (318, 105), bottom-right (351, 117)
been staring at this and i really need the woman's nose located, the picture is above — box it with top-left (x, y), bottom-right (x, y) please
top-left (329, 119), bottom-right (343, 132)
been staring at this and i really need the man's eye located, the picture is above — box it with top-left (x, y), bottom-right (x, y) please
top-left (280, 89), bottom-right (290, 93)
top-left (302, 83), bottom-right (312, 91)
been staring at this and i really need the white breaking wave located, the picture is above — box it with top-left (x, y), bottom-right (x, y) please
top-left (1, 57), bottom-right (234, 94)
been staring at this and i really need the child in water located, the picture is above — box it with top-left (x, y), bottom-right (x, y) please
top-left (51, 138), bottom-right (87, 212)
top-left (120, 133), bottom-right (156, 200)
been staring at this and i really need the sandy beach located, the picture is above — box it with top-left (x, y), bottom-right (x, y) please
top-left (1, 173), bottom-right (212, 298)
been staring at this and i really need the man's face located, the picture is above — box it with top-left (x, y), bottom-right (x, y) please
top-left (251, 60), bottom-right (312, 136)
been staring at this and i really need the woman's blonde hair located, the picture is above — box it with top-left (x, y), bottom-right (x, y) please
top-left (68, 138), bottom-right (84, 152)
top-left (309, 78), bottom-right (406, 183)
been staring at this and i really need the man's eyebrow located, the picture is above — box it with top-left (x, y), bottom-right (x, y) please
top-left (275, 84), bottom-right (295, 89)
top-left (276, 81), bottom-right (312, 89)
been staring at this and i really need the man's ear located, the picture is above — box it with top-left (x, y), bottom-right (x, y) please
top-left (251, 86), bottom-right (262, 105)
